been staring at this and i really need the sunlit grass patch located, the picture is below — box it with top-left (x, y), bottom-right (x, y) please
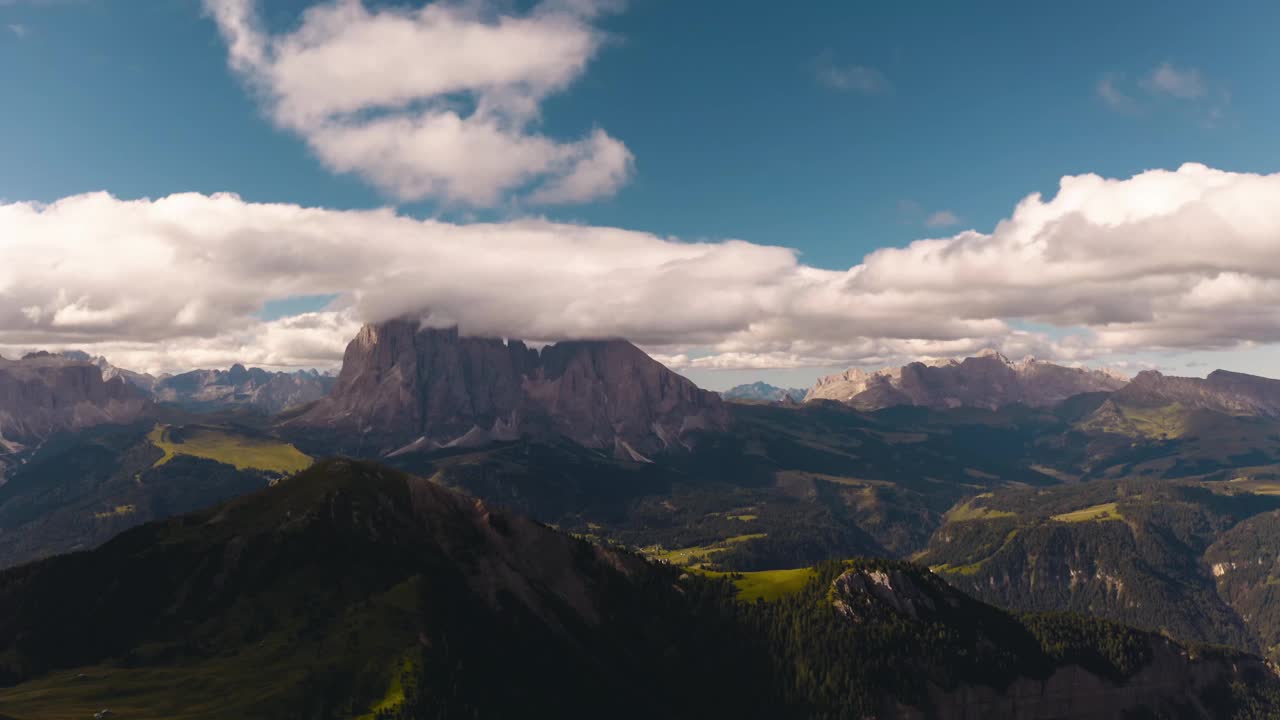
top-left (693, 567), bottom-right (816, 602)
top-left (93, 504), bottom-right (136, 520)
top-left (1051, 502), bottom-right (1123, 523)
top-left (641, 533), bottom-right (767, 566)
top-left (946, 496), bottom-right (1016, 522)
top-left (149, 424), bottom-right (311, 474)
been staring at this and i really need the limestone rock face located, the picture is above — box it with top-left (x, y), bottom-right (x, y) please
top-left (285, 318), bottom-right (728, 458)
top-left (0, 352), bottom-right (151, 444)
top-left (806, 353), bottom-right (1128, 410)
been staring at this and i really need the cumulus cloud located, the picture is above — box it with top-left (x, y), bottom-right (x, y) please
top-left (5, 164), bottom-right (1280, 373)
top-left (204, 0), bottom-right (632, 206)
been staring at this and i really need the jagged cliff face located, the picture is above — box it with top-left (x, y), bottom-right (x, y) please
top-left (0, 352), bottom-right (151, 446)
top-left (806, 351), bottom-right (1128, 410)
top-left (151, 364), bottom-right (335, 413)
top-left (285, 319), bottom-right (728, 458)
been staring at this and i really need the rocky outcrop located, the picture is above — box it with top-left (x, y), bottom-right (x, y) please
top-left (284, 318), bottom-right (729, 458)
top-left (151, 365), bottom-right (334, 413)
top-left (806, 352), bottom-right (1127, 410)
top-left (0, 352), bottom-right (151, 444)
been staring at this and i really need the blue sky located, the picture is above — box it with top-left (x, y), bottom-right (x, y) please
top-left (3, 0), bottom-right (1280, 388)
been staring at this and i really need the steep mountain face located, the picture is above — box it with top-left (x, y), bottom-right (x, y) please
top-left (0, 353), bottom-right (151, 447)
top-left (151, 364), bottom-right (335, 413)
top-left (0, 460), bottom-right (1270, 719)
top-left (806, 352), bottom-right (1127, 410)
top-left (285, 319), bottom-right (729, 458)
top-left (721, 382), bottom-right (806, 403)
top-left (1205, 510), bottom-right (1280, 662)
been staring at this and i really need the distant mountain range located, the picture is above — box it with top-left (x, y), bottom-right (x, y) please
top-left (805, 350), bottom-right (1129, 410)
top-left (148, 364), bottom-right (334, 413)
top-left (720, 381), bottom-right (806, 403)
top-left (68, 352), bottom-right (336, 414)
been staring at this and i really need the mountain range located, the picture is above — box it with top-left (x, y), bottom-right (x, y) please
top-left (72, 352), bottom-right (336, 414)
top-left (805, 350), bottom-right (1129, 410)
top-left (721, 381), bottom-right (807, 403)
top-left (8, 321), bottom-right (1280, 716)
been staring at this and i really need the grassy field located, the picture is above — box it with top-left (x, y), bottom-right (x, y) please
top-left (694, 567), bottom-right (816, 602)
top-left (641, 533), bottom-right (767, 566)
top-left (148, 425), bottom-right (312, 474)
top-left (732, 568), bottom-right (816, 601)
top-left (1051, 502), bottom-right (1123, 523)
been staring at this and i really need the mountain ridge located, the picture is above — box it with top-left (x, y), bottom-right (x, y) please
top-left (806, 353), bottom-right (1129, 410)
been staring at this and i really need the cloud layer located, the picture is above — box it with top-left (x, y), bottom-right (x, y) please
top-left (4, 163), bottom-right (1280, 373)
top-left (205, 0), bottom-right (632, 206)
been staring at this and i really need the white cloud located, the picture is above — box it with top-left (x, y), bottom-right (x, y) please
top-left (205, 0), bottom-right (632, 206)
top-left (6, 23), bottom-right (26, 37)
top-left (815, 54), bottom-right (889, 94)
top-left (7, 163), bottom-right (1280, 372)
top-left (1147, 62), bottom-right (1206, 99)
top-left (924, 210), bottom-right (960, 228)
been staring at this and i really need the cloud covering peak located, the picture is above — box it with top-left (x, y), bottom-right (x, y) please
top-left (4, 163), bottom-right (1280, 373)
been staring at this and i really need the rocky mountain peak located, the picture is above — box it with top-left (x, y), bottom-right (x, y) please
top-left (286, 318), bottom-right (729, 459)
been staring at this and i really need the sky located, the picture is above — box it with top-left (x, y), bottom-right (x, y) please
top-left (2, 0), bottom-right (1280, 390)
